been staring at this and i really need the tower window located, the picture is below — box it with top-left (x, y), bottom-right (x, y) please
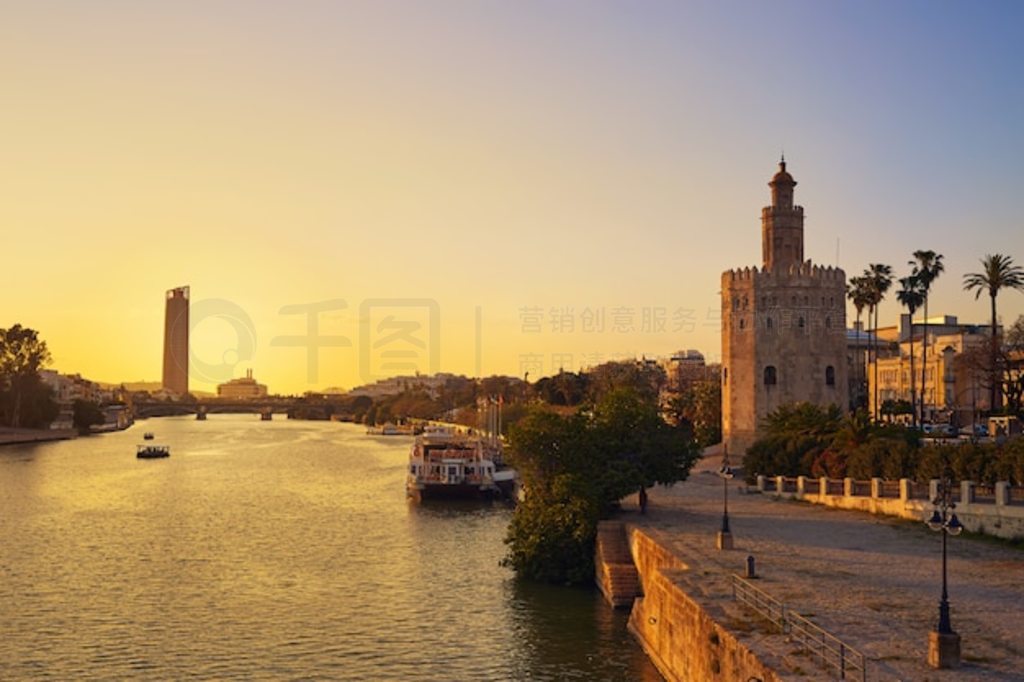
top-left (764, 365), bottom-right (777, 386)
top-left (798, 316), bottom-right (805, 329)
top-left (825, 316), bottom-right (831, 329)
top-left (739, 318), bottom-right (745, 330)
top-left (723, 367), bottom-right (728, 383)
top-left (826, 366), bottom-right (836, 386)
top-left (767, 317), bottom-right (773, 329)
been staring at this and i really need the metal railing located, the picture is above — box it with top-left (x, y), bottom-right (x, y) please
top-left (731, 575), bottom-right (867, 681)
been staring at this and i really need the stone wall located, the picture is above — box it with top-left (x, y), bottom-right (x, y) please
top-left (624, 527), bottom-right (782, 682)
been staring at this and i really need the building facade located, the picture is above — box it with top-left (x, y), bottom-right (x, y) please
top-left (216, 369), bottom-right (268, 399)
top-left (162, 286), bottom-right (190, 397)
top-left (868, 314), bottom-right (994, 426)
top-left (722, 161), bottom-right (848, 455)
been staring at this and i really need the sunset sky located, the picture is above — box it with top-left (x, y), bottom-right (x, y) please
top-left (3, 1), bottom-right (1023, 394)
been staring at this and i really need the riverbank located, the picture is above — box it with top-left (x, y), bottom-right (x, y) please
top-left (0, 427), bottom-right (77, 446)
top-left (621, 453), bottom-right (1024, 680)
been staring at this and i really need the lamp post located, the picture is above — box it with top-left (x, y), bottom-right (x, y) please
top-left (716, 446), bottom-right (734, 550)
top-left (926, 466), bottom-right (963, 669)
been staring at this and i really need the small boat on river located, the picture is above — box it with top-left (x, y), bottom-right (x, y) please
top-left (136, 444), bottom-right (170, 459)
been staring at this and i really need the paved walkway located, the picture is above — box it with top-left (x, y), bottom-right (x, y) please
top-left (631, 455), bottom-right (1024, 681)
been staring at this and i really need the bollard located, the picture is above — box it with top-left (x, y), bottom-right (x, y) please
top-left (745, 555), bottom-right (756, 578)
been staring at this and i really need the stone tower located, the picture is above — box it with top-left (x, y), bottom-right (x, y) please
top-left (722, 161), bottom-right (847, 455)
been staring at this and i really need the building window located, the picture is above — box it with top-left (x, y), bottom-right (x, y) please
top-left (798, 316), bottom-right (805, 329)
top-left (825, 316), bottom-right (831, 329)
top-left (764, 365), bottom-right (777, 386)
top-left (723, 367), bottom-right (728, 383)
top-left (826, 366), bottom-right (835, 386)
top-left (767, 317), bottom-right (773, 329)
top-left (739, 318), bottom-right (745, 330)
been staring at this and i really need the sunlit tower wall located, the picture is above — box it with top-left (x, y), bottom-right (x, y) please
top-left (162, 286), bottom-right (190, 396)
top-left (721, 162), bottom-right (848, 455)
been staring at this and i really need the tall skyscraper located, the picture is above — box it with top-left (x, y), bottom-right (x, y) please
top-left (163, 286), bottom-right (190, 396)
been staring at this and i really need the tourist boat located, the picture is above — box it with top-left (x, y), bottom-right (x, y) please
top-left (406, 426), bottom-right (517, 501)
top-left (143, 432), bottom-right (155, 440)
top-left (136, 444), bottom-right (170, 459)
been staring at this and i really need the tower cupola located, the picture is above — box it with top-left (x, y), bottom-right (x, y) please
top-left (761, 157), bottom-right (804, 271)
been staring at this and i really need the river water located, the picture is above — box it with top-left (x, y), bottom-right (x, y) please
top-left (0, 416), bottom-right (660, 680)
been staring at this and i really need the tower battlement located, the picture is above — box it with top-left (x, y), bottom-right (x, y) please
top-left (722, 262), bottom-right (845, 285)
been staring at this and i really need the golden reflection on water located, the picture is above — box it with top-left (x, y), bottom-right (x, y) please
top-left (0, 416), bottom-right (659, 680)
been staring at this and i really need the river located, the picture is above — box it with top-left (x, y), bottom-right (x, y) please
top-left (0, 415), bottom-right (660, 680)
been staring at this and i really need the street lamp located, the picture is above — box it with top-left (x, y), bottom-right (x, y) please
top-left (716, 446), bottom-right (734, 550)
top-left (926, 466), bottom-right (963, 669)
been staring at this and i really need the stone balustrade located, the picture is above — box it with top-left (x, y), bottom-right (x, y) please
top-left (754, 475), bottom-right (1024, 540)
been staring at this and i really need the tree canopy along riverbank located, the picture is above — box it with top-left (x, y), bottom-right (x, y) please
top-left (504, 387), bottom-right (700, 584)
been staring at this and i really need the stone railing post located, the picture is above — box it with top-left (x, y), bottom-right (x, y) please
top-left (776, 475), bottom-right (786, 495)
top-left (820, 476), bottom-right (829, 497)
top-left (756, 475), bottom-right (766, 492)
top-left (929, 479), bottom-right (940, 503)
top-left (961, 480), bottom-right (975, 505)
top-left (843, 477), bottom-right (853, 497)
top-left (871, 477), bottom-right (882, 499)
top-left (899, 478), bottom-right (912, 502)
top-left (996, 481), bottom-right (1010, 506)
top-left (796, 476), bottom-right (806, 497)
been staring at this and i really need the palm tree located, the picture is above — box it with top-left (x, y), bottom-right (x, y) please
top-left (896, 275), bottom-right (925, 428)
top-left (847, 275), bottom-right (872, 410)
top-left (864, 264), bottom-right (894, 421)
top-left (963, 254), bottom-right (1024, 411)
top-left (910, 250), bottom-right (944, 422)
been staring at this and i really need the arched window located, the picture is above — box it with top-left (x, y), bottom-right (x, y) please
top-left (764, 365), bottom-right (777, 386)
top-left (767, 317), bottom-right (773, 329)
top-left (826, 366), bottom-right (836, 386)
top-left (798, 316), bottom-right (805, 329)
top-left (825, 316), bottom-right (831, 329)
top-left (739, 318), bottom-right (745, 330)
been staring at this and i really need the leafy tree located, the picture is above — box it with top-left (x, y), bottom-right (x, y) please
top-left (668, 379), bottom-right (722, 447)
top-left (743, 402), bottom-right (843, 481)
top-left (863, 264), bottom-right (894, 420)
top-left (586, 360), bottom-right (666, 404)
top-left (72, 399), bottom-right (105, 433)
top-left (0, 325), bottom-right (57, 428)
top-left (847, 275), bottom-right (873, 410)
top-left (504, 388), bottom-right (698, 584)
top-left (963, 254), bottom-right (1024, 411)
top-left (910, 250), bottom-right (944, 420)
top-left (896, 274), bottom-right (925, 428)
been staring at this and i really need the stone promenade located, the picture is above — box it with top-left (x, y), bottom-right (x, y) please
top-left (632, 455), bottom-right (1024, 681)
